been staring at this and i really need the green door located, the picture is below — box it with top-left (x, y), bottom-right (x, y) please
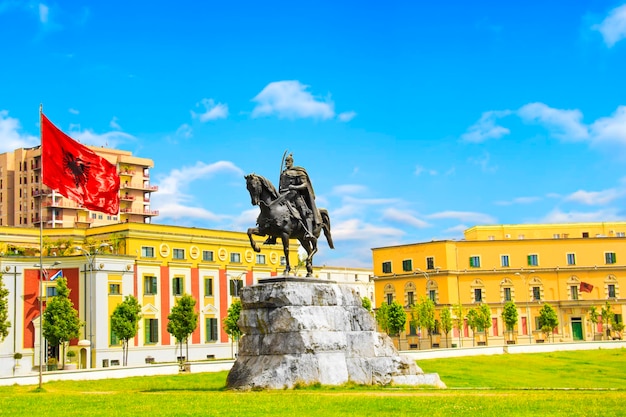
top-left (571, 319), bottom-right (583, 341)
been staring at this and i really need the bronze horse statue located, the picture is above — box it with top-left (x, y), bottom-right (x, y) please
top-left (245, 173), bottom-right (334, 276)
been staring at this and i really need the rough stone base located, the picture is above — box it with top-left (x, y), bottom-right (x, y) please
top-left (226, 278), bottom-right (445, 390)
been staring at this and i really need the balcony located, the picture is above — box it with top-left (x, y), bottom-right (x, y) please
top-left (120, 208), bottom-right (159, 216)
top-left (42, 200), bottom-right (82, 209)
top-left (121, 183), bottom-right (159, 192)
top-left (121, 194), bottom-right (136, 201)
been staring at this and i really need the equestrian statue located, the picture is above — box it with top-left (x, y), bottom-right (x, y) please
top-left (245, 153), bottom-right (334, 277)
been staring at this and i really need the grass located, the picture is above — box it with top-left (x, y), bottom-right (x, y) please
top-left (0, 349), bottom-right (625, 416)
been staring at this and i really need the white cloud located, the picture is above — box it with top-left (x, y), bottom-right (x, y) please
top-left (427, 211), bottom-right (496, 224)
top-left (109, 117), bottom-right (121, 130)
top-left (70, 128), bottom-right (135, 148)
top-left (39, 3), bottom-right (49, 23)
top-left (443, 224), bottom-right (468, 235)
top-left (414, 165), bottom-right (437, 176)
top-left (191, 98), bottom-right (228, 122)
top-left (517, 102), bottom-right (588, 141)
top-left (68, 108), bottom-right (79, 115)
top-left (331, 184), bottom-right (368, 195)
top-left (495, 196), bottom-right (541, 206)
top-left (381, 208), bottom-right (430, 228)
top-left (337, 111), bottom-right (356, 122)
top-left (468, 152), bottom-right (497, 173)
top-left (592, 4), bottom-right (626, 47)
top-left (331, 218), bottom-right (405, 241)
top-left (589, 105), bottom-right (626, 145)
top-left (0, 110), bottom-right (38, 153)
top-left (460, 110), bottom-right (511, 143)
top-left (541, 208), bottom-right (624, 223)
top-left (565, 188), bottom-right (623, 206)
top-left (153, 161), bottom-right (245, 222)
top-left (175, 123), bottom-right (193, 139)
top-left (251, 80), bottom-right (335, 119)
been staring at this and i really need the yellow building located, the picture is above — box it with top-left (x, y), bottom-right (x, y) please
top-left (372, 222), bottom-right (626, 349)
top-left (0, 146), bottom-right (157, 228)
top-left (0, 223), bottom-right (370, 375)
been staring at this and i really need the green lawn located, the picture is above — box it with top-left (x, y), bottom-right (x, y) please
top-left (0, 349), bottom-right (625, 416)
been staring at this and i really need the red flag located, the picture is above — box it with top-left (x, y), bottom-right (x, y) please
top-left (41, 114), bottom-right (120, 215)
top-left (580, 282), bottom-right (594, 293)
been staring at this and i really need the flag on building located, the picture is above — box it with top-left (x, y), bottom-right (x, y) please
top-left (49, 270), bottom-right (63, 281)
top-left (41, 113), bottom-right (120, 215)
top-left (579, 282), bottom-right (594, 293)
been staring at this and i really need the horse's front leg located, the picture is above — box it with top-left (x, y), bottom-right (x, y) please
top-left (247, 227), bottom-right (262, 252)
top-left (306, 239), bottom-right (318, 277)
top-left (281, 233), bottom-right (291, 276)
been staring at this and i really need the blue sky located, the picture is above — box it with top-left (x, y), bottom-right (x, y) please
top-left (2, 1), bottom-right (626, 268)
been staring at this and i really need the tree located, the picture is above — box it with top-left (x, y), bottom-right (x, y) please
top-left (440, 307), bottom-right (452, 348)
top-left (538, 303), bottom-right (559, 342)
top-left (42, 277), bottom-right (83, 368)
top-left (362, 296), bottom-right (372, 312)
top-left (167, 294), bottom-right (199, 362)
top-left (223, 299), bottom-right (242, 358)
top-left (502, 301), bottom-right (518, 342)
top-left (375, 302), bottom-right (390, 334)
top-left (111, 295), bottom-right (142, 366)
top-left (600, 301), bottom-right (613, 339)
top-left (411, 297), bottom-right (436, 347)
top-left (452, 303), bottom-right (465, 347)
top-left (387, 300), bottom-right (407, 345)
top-left (478, 304), bottom-right (493, 345)
top-left (588, 306), bottom-right (599, 339)
top-left (0, 274), bottom-right (10, 342)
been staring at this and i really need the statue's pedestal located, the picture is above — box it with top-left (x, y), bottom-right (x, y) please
top-left (226, 277), bottom-right (445, 390)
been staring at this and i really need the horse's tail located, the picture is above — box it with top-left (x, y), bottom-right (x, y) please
top-left (319, 208), bottom-right (334, 249)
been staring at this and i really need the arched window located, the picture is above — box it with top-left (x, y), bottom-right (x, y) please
top-left (383, 284), bottom-right (396, 305)
top-left (404, 281), bottom-right (416, 307)
top-left (528, 276), bottom-right (544, 301)
top-left (566, 275), bottom-right (580, 300)
top-left (426, 279), bottom-right (438, 304)
top-left (605, 275), bottom-right (619, 299)
top-left (500, 277), bottom-right (514, 302)
top-left (471, 279), bottom-right (486, 303)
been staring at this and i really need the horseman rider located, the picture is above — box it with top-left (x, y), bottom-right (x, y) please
top-left (265, 153), bottom-right (321, 244)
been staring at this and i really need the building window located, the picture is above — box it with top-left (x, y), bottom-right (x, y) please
top-left (567, 253), bottom-right (576, 265)
top-left (110, 319), bottom-right (120, 346)
top-left (204, 278), bottom-right (213, 297)
top-left (145, 319), bottom-right (159, 344)
top-left (532, 286), bottom-right (541, 301)
top-left (109, 284), bottom-right (121, 295)
top-left (429, 289), bottom-right (437, 303)
top-left (144, 276), bottom-right (157, 295)
top-left (386, 293), bottom-right (393, 305)
top-left (206, 318), bottom-right (218, 342)
top-left (141, 246), bottom-right (154, 258)
top-left (469, 256), bottom-right (481, 268)
top-left (501, 255), bottom-right (510, 267)
top-left (608, 284), bottom-right (616, 298)
top-left (504, 287), bottom-right (512, 302)
top-left (230, 279), bottom-right (243, 297)
top-left (605, 252), bottom-right (617, 264)
top-left (406, 291), bottom-right (414, 306)
top-left (382, 261), bottom-right (392, 274)
top-left (571, 285), bottom-right (579, 300)
top-left (46, 286), bottom-right (58, 297)
top-left (202, 250), bottom-right (214, 262)
top-left (173, 248), bottom-right (185, 260)
top-left (402, 259), bottom-right (412, 272)
top-left (474, 288), bottom-right (483, 302)
top-left (256, 254), bottom-right (266, 264)
top-left (231, 252), bottom-right (241, 263)
top-left (616, 232), bottom-right (625, 237)
top-left (172, 277), bottom-right (184, 296)
top-left (527, 254), bottom-right (538, 266)
top-left (426, 257), bottom-right (435, 270)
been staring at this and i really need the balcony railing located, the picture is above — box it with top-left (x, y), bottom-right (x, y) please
top-left (120, 208), bottom-right (159, 216)
top-left (121, 183), bottom-right (159, 192)
top-left (121, 194), bottom-right (136, 201)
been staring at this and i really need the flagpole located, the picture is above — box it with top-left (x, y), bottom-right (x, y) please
top-left (38, 104), bottom-right (44, 390)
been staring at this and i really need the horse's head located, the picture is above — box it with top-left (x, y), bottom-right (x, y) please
top-left (245, 173), bottom-right (261, 206)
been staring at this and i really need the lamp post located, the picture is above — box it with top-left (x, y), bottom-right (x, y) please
top-left (34, 260), bottom-right (61, 389)
top-left (515, 271), bottom-right (534, 344)
top-left (74, 243), bottom-right (112, 367)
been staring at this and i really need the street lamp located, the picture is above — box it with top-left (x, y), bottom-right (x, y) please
top-left (74, 243), bottom-right (112, 367)
top-left (515, 271), bottom-right (535, 344)
top-left (34, 260), bottom-right (61, 389)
